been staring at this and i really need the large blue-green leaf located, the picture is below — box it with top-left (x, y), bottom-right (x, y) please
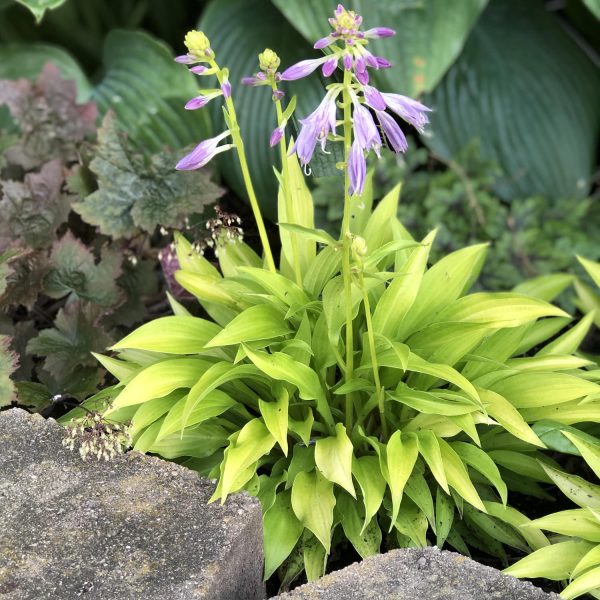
top-left (92, 30), bottom-right (210, 153)
top-left (199, 0), bottom-right (324, 219)
top-left (0, 43), bottom-right (91, 100)
top-left (426, 0), bottom-right (600, 201)
top-left (271, 0), bottom-right (488, 97)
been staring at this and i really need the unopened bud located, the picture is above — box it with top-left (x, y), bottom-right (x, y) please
top-left (259, 48), bottom-right (281, 72)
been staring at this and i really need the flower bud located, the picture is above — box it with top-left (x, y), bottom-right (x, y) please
top-left (351, 235), bottom-right (368, 257)
top-left (185, 30), bottom-right (212, 58)
top-left (259, 48), bottom-right (281, 72)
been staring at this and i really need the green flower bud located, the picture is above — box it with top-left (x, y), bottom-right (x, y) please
top-left (259, 48), bottom-right (281, 72)
top-left (351, 235), bottom-right (368, 257)
top-left (185, 30), bottom-right (212, 58)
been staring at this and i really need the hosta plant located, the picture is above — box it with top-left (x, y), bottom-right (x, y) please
top-left (63, 5), bottom-right (600, 587)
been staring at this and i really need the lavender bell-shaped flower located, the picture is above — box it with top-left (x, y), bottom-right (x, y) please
top-left (277, 4), bottom-right (431, 195)
top-left (176, 131), bottom-right (232, 171)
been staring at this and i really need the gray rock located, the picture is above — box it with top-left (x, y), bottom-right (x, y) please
top-left (0, 409), bottom-right (264, 600)
top-left (274, 546), bottom-right (560, 600)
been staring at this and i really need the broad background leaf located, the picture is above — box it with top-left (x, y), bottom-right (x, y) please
top-left (426, 0), bottom-right (600, 201)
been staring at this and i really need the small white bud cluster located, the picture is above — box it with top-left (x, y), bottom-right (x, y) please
top-left (204, 205), bottom-right (243, 249)
top-left (62, 412), bottom-right (132, 461)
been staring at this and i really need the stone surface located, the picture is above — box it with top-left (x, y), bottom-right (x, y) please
top-left (0, 408), bottom-right (264, 600)
top-left (274, 547), bottom-right (560, 600)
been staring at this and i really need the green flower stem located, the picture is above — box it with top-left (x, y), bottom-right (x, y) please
top-left (359, 271), bottom-right (387, 440)
top-left (210, 60), bottom-right (276, 273)
top-left (341, 68), bottom-right (355, 430)
top-left (272, 84), bottom-right (302, 286)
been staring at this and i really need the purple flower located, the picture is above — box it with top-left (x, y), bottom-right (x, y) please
top-left (381, 93), bottom-right (431, 132)
top-left (280, 57), bottom-right (328, 81)
top-left (272, 89), bottom-right (285, 101)
top-left (322, 56), bottom-right (338, 77)
top-left (185, 95), bottom-right (212, 110)
top-left (343, 54), bottom-right (353, 70)
top-left (348, 138), bottom-right (366, 195)
top-left (352, 99), bottom-right (381, 156)
top-left (221, 80), bottom-right (232, 98)
top-left (356, 69), bottom-right (369, 85)
top-left (363, 85), bottom-right (386, 111)
top-left (176, 130), bottom-right (232, 171)
top-left (269, 124), bottom-right (285, 147)
top-left (241, 72), bottom-right (268, 86)
top-left (314, 36), bottom-right (335, 49)
top-left (189, 65), bottom-right (207, 75)
top-left (375, 57), bottom-right (392, 69)
top-left (364, 27), bottom-right (396, 39)
top-left (175, 54), bottom-right (194, 64)
top-left (292, 91), bottom-right (339, 165)
top-left (376, 111), bottom-right (408, 153)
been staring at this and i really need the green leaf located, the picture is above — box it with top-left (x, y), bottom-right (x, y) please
top-left (539, 463), bottom-right (600, 510)
top-left (513, 273), bottom-right (575, 302)
top-left (315, 422), bottom-right (355, 497)
top-left (478, 388), bottom-right (544, 447)
top-left (427, 0), bottom-right (600, 201)
top-left (205, 304), bottom-right (291, 347)
top-left (363, 184), bottom-right (401, 252)
top-left (436, 292), bottom-right (568, 328)
top-left (291, 470), bottom-right (335, 552)
top-left (527, 509), bottom-right (600, 542)
top-left (221, 418), bottom-right (276, 498)
top-left (351, 455), bottom-right (386, 534)
top-left (416, 430), bottom-right (449, 494)
top-left (572, 544), bottom-right (600, 580)
top-left (491, 373), bottom-right (600, 409)
top-left (397, 243), bottom-right (488, 339)
top-left (0, 335), bottom-right (18, 406)
top-left (504, 540), bottom-right (594, 580)
top-left (108, 357), bottom-right (212, 411)
top-left (438, 437), bottom-right (485, 511)
top-left (130, 391), bottom-right (184, 437)
top-left (278, 223), bottom-right (337, 247)
top-left (111, 316), bottom-right (222, 354)
top-left (463, 505), bottom-right (528, 552)
top-left (563, 431), bottom-right (600, 479)
top-left (452, 442), bottom-right (507, 505)
top-left (263, 489), bottom-right (304, 579)
top-left (483, 501), bottom-right (549, 551)
top-left (150, 423), bottom-right (228, 459)
top-left (15, 0), bottom-right (66, 23)
top-left (74, 114), bottom-right (222, 237)
top-left (562, 566), bottom-right (600, 600)
top-left (435, 489), bottom-right (454, 548)
top-left (92, 30), bottom-right (209, 153)
top-left (531, 421), bottom-right (599, 456)
top-left (388, 386), bottom-right (478, 417)
top-left (0, 44), bottom-right (90, 100)
top-left (199, 0), bottom-right (323, 219)
top-left (372, 230), bottom-right (435, 338)
top-left (386, 430), bottom-right (419, 527)
top-left (303, 531), bottom-right (328, 582)
top-left (337, 492), bottom-right (381, 559)
top-left (259, 386), bottom-right (289, 456)
top-left (394, 497), bottom-right (428, 547)
top-left (582, 0), bottom-right (600, 18)
top-left (578, 257), bottom-right (600, 288)
top-left (537, 311), bottom-right (595, 357)
top-left (273, 0), bottom-right (488, 97)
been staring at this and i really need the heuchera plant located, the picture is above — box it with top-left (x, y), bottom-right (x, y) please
top-left (63, 5), bottom-right (600, 592)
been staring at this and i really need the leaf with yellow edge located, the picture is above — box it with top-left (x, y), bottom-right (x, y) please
top-left (315, 423), bottom-right (355, 497)
top-left (291, 470), bottom-right (335, 552)
top-left (386, 430), bottom-right (419, 529)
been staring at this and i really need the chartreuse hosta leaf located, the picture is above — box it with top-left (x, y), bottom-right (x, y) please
top-left (578, 256), bottom-right (600, 288)
top-left (315, 423), bottom-right (355, 497)
top-left (562, 431), bottom-right (600, 479)
top-left (259, 386), bottom-right (290, 456)
top-left (351, 456), bottom-right (386, 535)
top-left (386, 431), bottom-right (419, 528)
top-left (291, 470), bottom-right (335, 553)
top-left (539, 463), bottom-right (600, 510)
top-left (106, 358), bottom-right (212, 412)
top-left (337, 492), bottom-right (381, 559)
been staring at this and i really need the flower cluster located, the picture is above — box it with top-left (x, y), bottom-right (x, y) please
top-left (62, 411), bottom-right (132, 461)
top-left (279, 4), bottom-right (431, 196)
top-left (175, 31), bottom-right (234, 171)
top-left (204, 205), bottom-right (244, 248)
